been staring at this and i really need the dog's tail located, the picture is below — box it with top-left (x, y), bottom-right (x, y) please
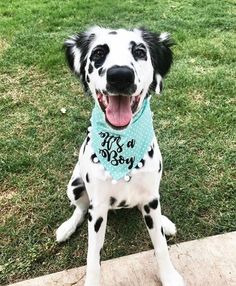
top-left (161, 215), bottom-right (177, 236)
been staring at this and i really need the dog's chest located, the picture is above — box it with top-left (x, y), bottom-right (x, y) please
top-left (79, 135), bottom-right (162, 207)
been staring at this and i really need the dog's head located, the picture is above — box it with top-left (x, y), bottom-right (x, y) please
top-left (65, 26), bottom-right (173, 129)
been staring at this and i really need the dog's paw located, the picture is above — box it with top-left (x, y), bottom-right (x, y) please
top-left (161, 270), bottom-right (185, 286)
top-left (56, 220), bottom-right (77, 242)
top-left (161, 215), bottom-right (177, 236)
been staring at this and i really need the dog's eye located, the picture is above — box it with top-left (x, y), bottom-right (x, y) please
top-left (132, 48), bottom-right (147, 60)
top-left (91, 48), bottom-right (106, 61)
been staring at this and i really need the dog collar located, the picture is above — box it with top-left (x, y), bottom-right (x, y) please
top-left (90, 99), bottom-right (155, 182)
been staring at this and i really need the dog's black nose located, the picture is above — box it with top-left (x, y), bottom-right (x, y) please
top-left (107, 65), bottom-right (135, 92)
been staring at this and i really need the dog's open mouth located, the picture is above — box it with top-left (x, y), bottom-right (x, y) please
top-left (96, 91), bottom-right (140, 129)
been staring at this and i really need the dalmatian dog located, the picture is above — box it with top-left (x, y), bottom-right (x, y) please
top-left (56, 26), bottom-right (184, 286)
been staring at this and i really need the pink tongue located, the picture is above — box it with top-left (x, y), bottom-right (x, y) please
top-left (105, 96), bottom-right (132, 127)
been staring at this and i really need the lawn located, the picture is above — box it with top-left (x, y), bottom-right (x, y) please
top-left (0, 0), bottom-right (235, 284)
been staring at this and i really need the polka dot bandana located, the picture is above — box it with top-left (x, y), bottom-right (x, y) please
top-left (90, 99), bottom-right (154, 181)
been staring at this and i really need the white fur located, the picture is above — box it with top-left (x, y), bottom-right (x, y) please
top-left (159, 32), bottom-right (170, 42)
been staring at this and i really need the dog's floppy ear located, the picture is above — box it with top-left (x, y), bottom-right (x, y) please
top-left (141, 28), bottom-right (174, 94)
top-left (64, 31), bottom-right (95, 92)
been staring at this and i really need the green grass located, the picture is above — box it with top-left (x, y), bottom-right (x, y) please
top-left (0, 0), bottom-right (235, 284)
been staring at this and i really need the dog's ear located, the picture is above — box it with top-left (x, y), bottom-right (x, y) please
top-left (64, 31), bottom-right (95, 92)
top-left (141, 28), bottom-right (174, 95)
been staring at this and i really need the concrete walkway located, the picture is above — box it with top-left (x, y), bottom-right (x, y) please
top-left (9, 232), bottom-right (236, 286)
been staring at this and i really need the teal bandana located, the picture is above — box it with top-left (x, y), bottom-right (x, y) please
top-left (90, 99), bottom-right (154, 181)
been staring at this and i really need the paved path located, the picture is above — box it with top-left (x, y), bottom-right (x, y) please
top-left (9, 232), bottom-right (236, 286)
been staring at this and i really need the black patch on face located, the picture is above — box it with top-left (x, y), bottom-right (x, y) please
top-left (71, 178), bottom-right (81, 186)
top-left (86, 75), bottom-right (90, 83)
top-left (73, 186), bottom-right (85, 200)
top-left (86, 173), bottom-right (90, 183)
top-left (130, 41), bottom-right (147, 61)
top-left (161, 226), bottom-right (164, 236)
top-left (89, 204), bottom-right (93, 209)
top-left (144, 215), bottom-right (153, 229)
top-left (118, 200), bottom-right (129, 208)
top-left (149, 199), bottom-right (158, 209)
top-left (110, 197), bottom-right (117, 206)
top-left (109, 31), bottom-right (117, 35)
top-left (90, 44), bottom-right (110, 69)
top-left (98, 67), bottom-right (105, 76)
top-left (94, 217), bottom-right (103, 232)
top-left (144, 204), bottom-right (150, 214)
top-left (91, 153), bottom-right (99, 163)
top-left (158, 161), bottom-right (162, 173)
top-left (148, 147), bottom-right (154, 158)
top-left (83, 136), bottom-right (90, 154)
top-left (88, 63), bottom-right (93, 74)
top-left (88, 212), bottom-right (92, 222)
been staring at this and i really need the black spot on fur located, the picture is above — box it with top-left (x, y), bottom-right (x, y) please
top-left (88, 212), bottom-right (92, 222)
top-left (109, 31), bottom-right (117, 35)
top-left (99, 248), bottom-right (103, 266)
top-left (144, 215), bottom-right (153, 229)
top-left (94, 217), bottom-right (103, 232)
top-left (79, 59), bottom-right (89, 93)
top-left (148, 147), bottom-right (154, 158)
top-left (73, 186), bottom-right (84, 200)
top-left (161, 226), bottom-right (164, 236)
top-left (86, 75), bottom-right (90, 83)
top-left (144, 204), bottom-right (150, 214)
top-left (110, 197), bottom-right (117, 206)
top-left (118, 200), bottom-right (129, 208)
top-left (98, 67), bottom-right (105, 76)
top-left (158, 161), bottom-right (162, 173)
top-left (83, 136), bottom-right (90, 154)
top-left (149, 199), bottom-right (158, 209)
top-left (88, 63), bottom-right (93, 74)
top-left (86, 173), bottom-right (90, 183)
top-left (71, 178), bottom-right (81, 186)
top-left (89, 204), bottom-right (93, 209)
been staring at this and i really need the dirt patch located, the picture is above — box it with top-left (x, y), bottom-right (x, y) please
top-left (0, 38), bottom-right (10, 56)
top-left (189, 90), bottom-right (205, 104)
top-left (0, 66), bottom-right (52, 103)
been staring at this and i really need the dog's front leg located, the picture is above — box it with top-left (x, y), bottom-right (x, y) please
top-left (141, 198), bottom-right (184, 286)
top-left (84, 202), bottom-right (108, 286)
